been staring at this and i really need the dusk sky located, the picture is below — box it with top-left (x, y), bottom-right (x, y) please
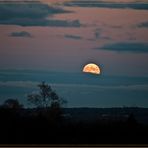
top-left (0, 0), bottom-right (148, 107)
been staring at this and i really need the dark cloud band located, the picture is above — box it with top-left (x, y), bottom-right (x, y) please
top-left (95, 42), bottom-right (148, 53)
top-left (0, 1), bottom-right (82, 27)
top-left (64, 1), bottom-right (148, 10)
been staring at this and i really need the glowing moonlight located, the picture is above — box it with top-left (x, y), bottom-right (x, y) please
top-left (83, 63), bottom-right (101, 75)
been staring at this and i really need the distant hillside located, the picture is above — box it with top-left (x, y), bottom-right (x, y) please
top-left (63, 107), bottom-right (148, 124)
top-left (20, 107), bottom-right (148, 124)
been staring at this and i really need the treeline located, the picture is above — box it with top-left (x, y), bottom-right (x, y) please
top-left (0, 107), bottom-right (148, 144)
top-left (0, 81), bottom-right (67, 144)
top-left (0, 82), bottom-right (148, 144)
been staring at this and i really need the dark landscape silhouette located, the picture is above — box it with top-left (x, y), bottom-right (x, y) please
top-left (0, 82), bottom-right (148, 145)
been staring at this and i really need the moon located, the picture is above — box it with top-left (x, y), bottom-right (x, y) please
top-left (83, 63), bottom-right (101, 75)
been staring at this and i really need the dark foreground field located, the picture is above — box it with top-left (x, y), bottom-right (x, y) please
top-left (0, 107), bottom-right (148, 145)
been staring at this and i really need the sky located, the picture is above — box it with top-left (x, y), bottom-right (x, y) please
top-left (0, 0), bottom-right (148, 107)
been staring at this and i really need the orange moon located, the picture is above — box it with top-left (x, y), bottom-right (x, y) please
top-left (83, 63), bottom-right (101, 75)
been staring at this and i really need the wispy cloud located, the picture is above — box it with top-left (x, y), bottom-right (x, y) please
top-left (93, 28), bottom-right (111, 40)
top-left (64, 34), bottom-right (82, 40)
top-left (94, 28), bottom-right (101, 39)
top-left (0, 1), bottom-right (82, 27)
top-left (95, 42), bottom-right (148, 53)
top-left (137, 21), bottom-right (148, 28)
top-left (10, 31), bottom-right (32, 38)
top-left (63, 0), bottom-right (148, 10)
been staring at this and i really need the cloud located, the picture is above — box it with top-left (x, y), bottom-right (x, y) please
top-left (137, 21), bottom-right (148, 28)
top-left (64, 34), bottom-right (82, 40)
top-left (0, 1), bottom-right (67, 19)
top-left (0, 72), bottom-right (147, 107)
top-left (1, 70), bottom-right (148, 87)
top-left (0, 81), bottom-right (38, 88)
top-left (1, 18), bottom-right (82, 27)
top-left (0, 1), bottom-right (82, 27)
top-left (93, 28), bottom-right (111, 40)
top-left (95, 42), bottom-right (148, 53)
top-left (51, 83), bottom-right (148, 91)
top-left (0, 81), bottom-right (148, 91)
top-left (10, 31), bottom-right (32, 37)
top-left (63, 0), bottom-right (148, 10)
top-left (94, 28), bottom-right (101, 39)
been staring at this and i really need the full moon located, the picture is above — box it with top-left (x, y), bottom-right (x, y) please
top-left (83, 63), bottom-right (101, 75)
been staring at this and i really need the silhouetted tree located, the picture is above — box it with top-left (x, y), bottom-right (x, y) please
top-left (27, 81), bottom-right (67, 123)
top-left (3, 98), bottom-right (23, 109)
top-left (27, 93), bottom-right (43, 108)
top-left (28, 81), bottom-right (67, 109)
top-left (127, 113), bottom-right (137, 126)
top-left (28, 81), bottom-right (52, 108)
top-left (0, 99), bottom-right (23, 120)
top-left (49, 91), bottom-right (67, 122)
